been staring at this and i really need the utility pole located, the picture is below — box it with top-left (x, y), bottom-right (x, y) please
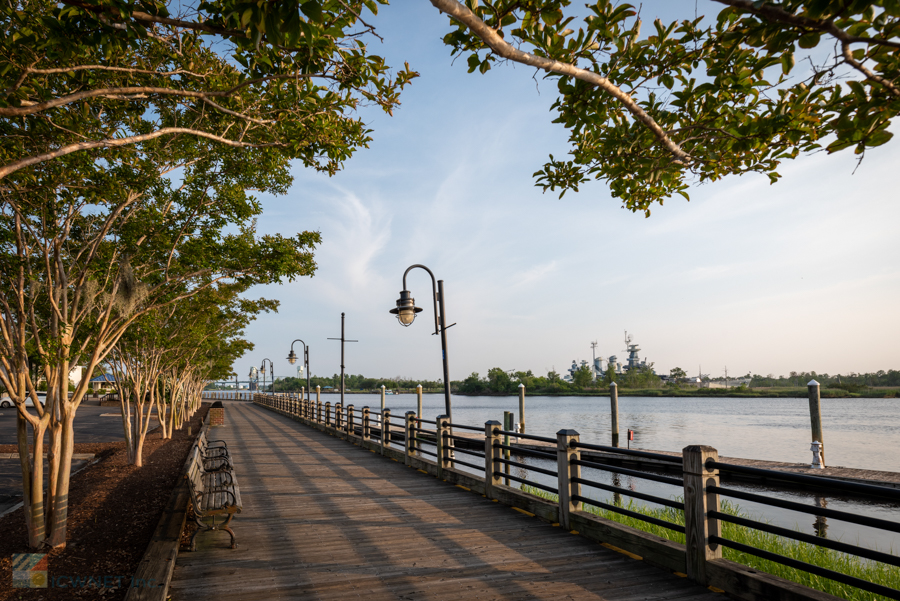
top-left (328, 312), bottom-right (358, 408)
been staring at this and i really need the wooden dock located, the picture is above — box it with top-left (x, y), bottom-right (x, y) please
top-left (169, 403), bottom-right (721, 600)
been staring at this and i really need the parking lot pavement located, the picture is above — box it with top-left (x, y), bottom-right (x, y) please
top-left (0, 405), bottom-right (158, 445)
top-left (0, 457), bottom-right (93, 517)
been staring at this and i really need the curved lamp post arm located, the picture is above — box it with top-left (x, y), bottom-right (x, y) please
top-left (287, 340), bottom-right (311, 401)
top-left (402, 264), bottom-right (440, 334)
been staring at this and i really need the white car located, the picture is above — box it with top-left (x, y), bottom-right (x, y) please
top-left (0, 393), bottom-right (46, 408)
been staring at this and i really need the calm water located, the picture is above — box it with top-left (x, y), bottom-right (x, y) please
top-left (313, 392), bottom-right (900, 553)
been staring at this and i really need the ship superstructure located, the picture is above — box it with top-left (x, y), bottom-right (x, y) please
top-left (565, 331), bottom-right (654, 382)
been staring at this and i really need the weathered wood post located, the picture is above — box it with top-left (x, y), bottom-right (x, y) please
top-left (808, 379), bottom-right (825, 464)
top-left (404, 411), bottom-right (416, 466)
top-left (325, 401), bottom-right (331, 428)
top-left (484, 420), bottom-right (502, 500)
top-left (683, 445), bottom-right (722, 586)
top-left (316, 386), bottom-right (321, 423)
top-left (518, 383), bottom-right (526, 433)
top-left (335, 401), bottom-right (343, 433)
top-left (610, 382), bottom-right (620, 447)
top-left (417, 384), bottom-right (423, 419)
top-left (556, 429), bottom-right (581, 531)
top-left (381, 408), bottom-right (391, 456)
top-left (362, 406), bottom-right (371, 441)
top-left (503, 411), bottom-right (513, 486)
top-left (436, 415), bottom-right (451, 479)
top-left (347, 404), bottom-right (355, 438)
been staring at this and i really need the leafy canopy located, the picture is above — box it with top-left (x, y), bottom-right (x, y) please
top-left (436, 0), bottom-right (900, 213)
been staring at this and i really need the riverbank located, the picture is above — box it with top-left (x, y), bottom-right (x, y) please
top-left (455, 386), bottom-right (900, 398)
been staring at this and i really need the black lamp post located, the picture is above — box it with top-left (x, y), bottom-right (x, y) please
top-left (260, 358), bottom-right (274, 393)
top-left (389, 264), bottom-right (455, 422)
top-left (286, 339), bottom-right (310, 403)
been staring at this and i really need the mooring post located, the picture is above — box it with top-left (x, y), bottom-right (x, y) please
top-left (518, 384), bottom-right (526, 433)
top-left (404, 411), bottom-right (416, 466)
top-left (610, 382), bottom-right (620, 448)
top-left (362, 406), bottom-right (370, 441)
top-left (683, 445), bottom-right (722, 586)
top-left (416, 384), bottom-right (423, 419)
top-left (380, 384), bottom-right (386, 414)
top-left (382, 408), bottom-right (391, 456)
top-left (557, 429), bottom-right (581, 531)
top-left (808, 379), bottom-right (825, 464)
top-left (484, 420), bottom-right (502, 500)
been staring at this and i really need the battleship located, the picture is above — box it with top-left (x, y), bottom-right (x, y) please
top-left (565, 331), bottom-right (653, 382)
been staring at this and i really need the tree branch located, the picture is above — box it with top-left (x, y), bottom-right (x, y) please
top-left (429, 0), bottom-right (692, 165)
top-left (0, 128), bottom-right (284, 180)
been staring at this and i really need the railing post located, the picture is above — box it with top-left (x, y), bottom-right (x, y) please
top-left (362, 406), bottom-right (370, 441)
top-left (436, 415), bottom-right (450, 479)
top-left (484, 420), bottom-right (502, 500)
top-left (301, 387), bottom-right (305, 418)
top-left (381, 408), bottom-right (391, 456)
top-left (347, 404), bottom-right (355, 438)
top-left (317, 399), bottom-right (322, 424)
top-left (556, 429), bottom-right (581, 531)
top-left (325, 401), bottom-right (331, 428)
top-left (683, 445), bottom-right (722, 586)
top-left (404, 411), bottom-right (416, 466)
top-left (335, 402), bottom-right (343, 433)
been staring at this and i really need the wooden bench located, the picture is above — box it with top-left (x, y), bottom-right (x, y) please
top-left (185, 446), bottom-right (242, 550)
top-left (197, 431), bottom-right (232, 471)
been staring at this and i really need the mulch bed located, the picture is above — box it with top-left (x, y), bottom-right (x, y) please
top-left (0, 405), bottom-right (208, 600)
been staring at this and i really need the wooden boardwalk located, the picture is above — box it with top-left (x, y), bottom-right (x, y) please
top-left (169, 403), bottom-right (721, 600)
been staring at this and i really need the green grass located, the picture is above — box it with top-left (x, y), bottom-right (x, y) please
top-left (521, 486), bottom-right (900, 601)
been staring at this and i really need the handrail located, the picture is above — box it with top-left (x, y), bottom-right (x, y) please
top-left (495, 457), bottom-right (557, 478)
top-left (708, 460), bottom-right (900, 501)
top-left (572, 476), bottom-right (684, 510)
top-left (573, 495), bottom-right (685, 533)
top-left (573, 457), bottom-right (684, 487)
top-left (572, 441), bottom-right (683, 464)
top-left (494, 443), bottom-right (556, 461)
top-left (496, 472), bottom-right (558, 494)
top-left (709, 484), bottom-right (900, 533)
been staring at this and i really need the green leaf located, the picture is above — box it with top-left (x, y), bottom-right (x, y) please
top-left (798, 32), bottom-right (820, 49)
top-left (780, 52), bottom-right (794, 74)
top-left (868, 130), bottom-right (893, 147)
top-left (300, 1), bottom-right (323, 24)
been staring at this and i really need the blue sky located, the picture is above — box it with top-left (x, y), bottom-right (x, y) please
top-left (234, 1), bottom-right (900, 383)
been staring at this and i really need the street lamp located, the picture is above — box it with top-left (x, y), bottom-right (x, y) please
top-left (260, 358), bottom-right (274, 393)
top-left (287, 339), bottom-right (310, 403)
top-left (389, 264), bottom-right (455, 422)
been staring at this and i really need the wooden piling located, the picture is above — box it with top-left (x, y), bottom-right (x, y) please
top-left (518, 384), bottom-right (525, 433)
top-left (417, 384), bottom-right (423, 420)
top-left (610, 382), bottom-right (620, 448)
top-left (808, 379), bottom-right (825, 464)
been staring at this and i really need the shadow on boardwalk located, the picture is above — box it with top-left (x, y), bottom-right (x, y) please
top-left (170, 403), bottom-right (720, 600)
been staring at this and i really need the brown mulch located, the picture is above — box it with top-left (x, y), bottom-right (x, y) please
top-left (0, 405), bottom-right (209, 600)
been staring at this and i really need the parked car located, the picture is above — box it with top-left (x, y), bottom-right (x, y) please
top-left (0, 393), bottom-right (46, 408)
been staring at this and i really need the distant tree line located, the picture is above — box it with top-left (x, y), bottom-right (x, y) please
top-left (749, 370), bottom-right (900, 390)
top-left (457, 365), bottom-right (663, 394)
top-left (266, 374), bottom-right (444, 393)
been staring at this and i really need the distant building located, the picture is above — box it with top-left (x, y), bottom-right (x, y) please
top-left (89, 374), bottom-right (116, 390)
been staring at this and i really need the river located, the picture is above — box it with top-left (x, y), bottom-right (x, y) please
top-left (313, 392), bottom-right (900, 554)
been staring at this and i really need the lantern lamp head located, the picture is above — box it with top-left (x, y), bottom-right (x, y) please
top-left (389, 290), bottom-right (423, 327)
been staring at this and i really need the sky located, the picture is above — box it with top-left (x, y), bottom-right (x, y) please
top-left (232, 1), bottom-right (900, 384)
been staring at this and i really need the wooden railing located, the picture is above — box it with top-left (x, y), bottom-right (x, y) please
top-left (252, 391), bottom-right (900, 601)
top-left (200, 391), bottom-right (255, 401)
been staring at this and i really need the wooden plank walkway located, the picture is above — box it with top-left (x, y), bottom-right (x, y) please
top-left (169, 403), bottom-right (721, 600)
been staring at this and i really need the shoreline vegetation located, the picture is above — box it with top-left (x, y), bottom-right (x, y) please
top-left (209, 368), bottom-right (900, 399)
top-left (521, 486), bottom-right (900, 601)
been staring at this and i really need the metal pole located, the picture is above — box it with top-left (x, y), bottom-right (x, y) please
top-left (340, 312), bottom-right (345, 408)
top-left (518, 383), bottom-right (525, 433)
top-left (306, 346), bottom-right (311, 405)
top-left (437, 280), bottom-right (452, 423)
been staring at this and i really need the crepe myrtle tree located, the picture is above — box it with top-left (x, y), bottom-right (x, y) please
top-left (432, 0), bottom-right (900, 213)
top-left (0, 143), bottom-right (320, 549)
top-left (0, 0), bottom-right (416, 181)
